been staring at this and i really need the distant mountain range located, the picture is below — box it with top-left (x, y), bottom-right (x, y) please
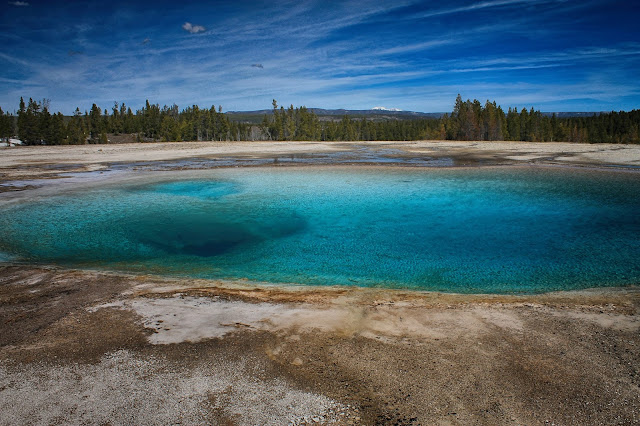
top-left (226, 108), bottom-right (604, 124)
top-left (371, 106), bottom-right (403, 112)
top-left (541, 112), bottom-right (604, 118)
top-left (226, 108), bottom-right (444, 123)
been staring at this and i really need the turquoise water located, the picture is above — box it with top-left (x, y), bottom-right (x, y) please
top-left (0, 167), bottom-right (639, 293)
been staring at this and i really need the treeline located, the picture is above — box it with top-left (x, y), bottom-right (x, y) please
top-left (0, 106), bottom-right (16, 142)
top-left (1, 97), bottom-right (252, 145)
top-left (261, 100), bottom-right (440, 141)
top-left (1, 95), bottom-right (639, 145)
top-left (439, 95), bottom-right (640, 143)
top-left (259, 96), bottom-right (639, 143)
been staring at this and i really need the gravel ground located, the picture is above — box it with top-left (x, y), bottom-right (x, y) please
top-left (1, 266), bottom-right (639, 425)
top-left (0, 349), bottom-right (350, 425)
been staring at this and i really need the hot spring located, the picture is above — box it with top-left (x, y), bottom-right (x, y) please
top-left (0, 167), bottom-right (638, 294)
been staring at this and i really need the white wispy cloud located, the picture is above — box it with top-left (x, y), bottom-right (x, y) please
top-left (440, 43), bottom-right (640, 73)
top-left (376, 39), bottom-right (457, 56)
top-left (1, 0), bottom-right (637, 114)
top-left (182, 22), bottom-right (206, 34)
top-left (411, 0), bottom-right (556, 19)
top-left (374, 23), bottom-right (515, 56)
top-left (8, 1), bottom-right (29, 6)
top-left (0, 52), bottom-right (33, 67)
top-left (10, 35), bottom-right (636, 114)
top-left (201, 0), bottom-right (417, 46)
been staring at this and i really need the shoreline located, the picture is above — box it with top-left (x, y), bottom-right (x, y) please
top-left (1, 141), bottom-right (640, 424)
top-left (2, 140), bottom-right (639, 205)
top-left (2, 259), bottom-right (639, 301)
top-left (2, 139), bottom-right (639, 197)
top-left (2, 139), bottom-right (640, 175)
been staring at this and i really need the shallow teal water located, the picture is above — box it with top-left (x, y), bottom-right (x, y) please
top-left (1, 167), bottom-right (639, 293)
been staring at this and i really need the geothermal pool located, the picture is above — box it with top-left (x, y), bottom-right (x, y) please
top-left (0, 167), bottom-right (639, 293)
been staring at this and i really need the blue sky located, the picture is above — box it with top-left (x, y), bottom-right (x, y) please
top-left (1, 0), bottom-right (639, 114)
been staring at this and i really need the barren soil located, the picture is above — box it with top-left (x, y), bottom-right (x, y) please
top-left (1, 140), bottom-right (639, 181)
top-left (1, 141), bottom-right (639, 425)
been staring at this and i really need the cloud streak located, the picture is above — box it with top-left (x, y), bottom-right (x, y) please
top-left (182, 22), bottom-right (206, 34)
top-left (0, 0), bottom-right (638, 114)
top-left (410, 0), bottom-right (559, 19)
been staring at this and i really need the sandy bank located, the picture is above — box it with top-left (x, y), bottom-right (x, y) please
top-left (1, 140), bottom-right (639, 182)
top-left (1, 140), bottom-right (640, 166)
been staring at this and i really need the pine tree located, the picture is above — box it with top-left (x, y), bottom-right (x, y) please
top-left (260, 114), bottom-right (272, 140)
top-left (16, 97), bottom-right (25, 143)
top-left (19, 98), bottom-right (42, 145)
top-left (88, 104), bottom-right (102, 142)
top-left (111, 102), bottom-right (122, 134)
top-left (0, 107), bottom-right (14, 142)
top-left (285, 105), bottom-right (295, 140)
top-left (45, 112), bottom-right (65, 145)
top-left (66, 107), bottom-right (87, 145)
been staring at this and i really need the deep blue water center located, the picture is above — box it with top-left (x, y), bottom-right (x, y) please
top-left (1, 167), bottom-right (639, 294)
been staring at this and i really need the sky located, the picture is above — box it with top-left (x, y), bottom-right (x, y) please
top-left (1, 0), bottom-right (639, 114)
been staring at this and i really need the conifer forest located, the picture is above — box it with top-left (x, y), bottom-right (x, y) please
top-left (1, 95), bottom-right (638, 145)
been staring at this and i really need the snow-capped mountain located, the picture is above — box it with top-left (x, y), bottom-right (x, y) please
top-left (371, 106), bottom-right (403, 112)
